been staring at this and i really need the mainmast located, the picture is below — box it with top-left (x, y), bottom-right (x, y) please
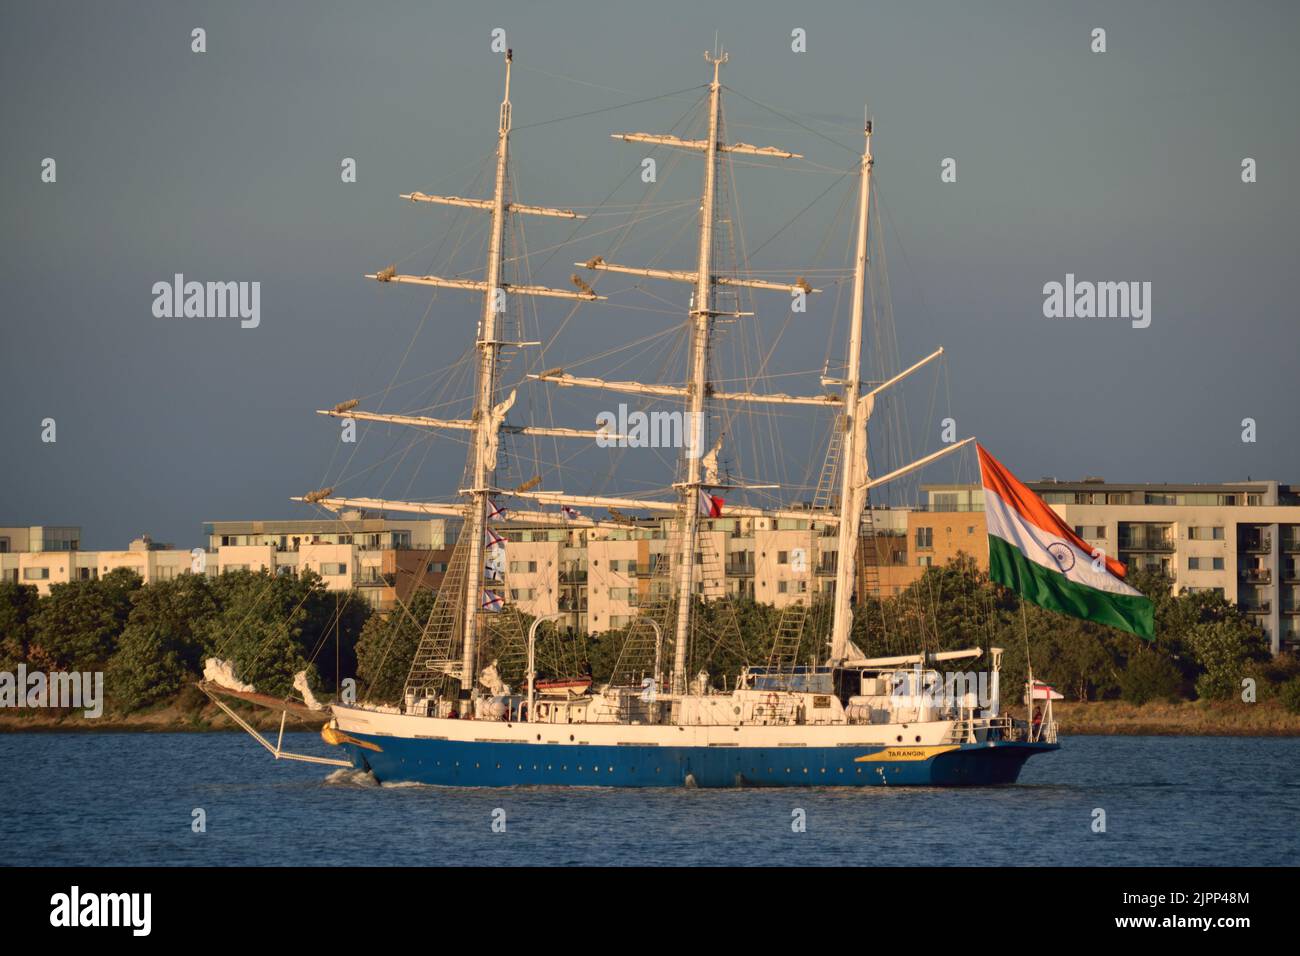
top-left (828, 120), bottom-right (873, 664)
top-left (669, 50), bottom-right (727, 694)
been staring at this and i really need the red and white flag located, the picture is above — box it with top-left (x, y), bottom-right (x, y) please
top-left (697, 488), bottom-right (724, 518)
top-left (481, 590), bottom-right (504, 612)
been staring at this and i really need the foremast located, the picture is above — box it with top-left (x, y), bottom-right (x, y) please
top-left (315, 49), bottom-right (604, 698)
top-left (458, 49), bottom-right (516, 697)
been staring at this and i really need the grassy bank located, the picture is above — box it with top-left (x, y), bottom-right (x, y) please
top-left (0, 696), bottom-right (324, 733)
top-left (1052, 699), bottom-right (1300, 736)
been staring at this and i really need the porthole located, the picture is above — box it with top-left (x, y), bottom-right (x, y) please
top-left (915, 736), bottom-right (921, 743)
top-left (896, 735), bottom-right (903, 742)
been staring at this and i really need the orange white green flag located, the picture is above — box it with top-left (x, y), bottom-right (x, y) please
top-left (977, 443), bottom-right (1154, 639)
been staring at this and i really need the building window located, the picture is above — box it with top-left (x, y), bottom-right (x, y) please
top-left (320, 563), bottom-right (348, 576)
top-left (23, 567), bottom-right (50, 580)
top-left (1188, 526), bottom-right (1225, 541)
top-left (509, 560), bottom-right (538, 574)
top-left (917, 556), bottom-right (933, 567)
top-left (915, 527), bottom-right (933, 549)
top-left (509, 588), bottom-right (535, 601)
top-left (777, 551), bottom-right (789, 565)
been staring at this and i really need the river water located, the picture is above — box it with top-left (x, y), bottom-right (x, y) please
top-left (2, 732), bottom-right (1296, 866)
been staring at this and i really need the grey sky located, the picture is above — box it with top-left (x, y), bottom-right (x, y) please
top-left (2, 0), bottom-right (1296, 549)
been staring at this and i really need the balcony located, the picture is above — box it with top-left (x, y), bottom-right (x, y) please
top-left (1241, 601), bottom-right (1272, 615)
top-left (1240, 568), bottom-right (1272, 584)
top-left (1240, 533), bottom-right (1272, 554)
top-left (1118, 536), bottom-right (1174, 552)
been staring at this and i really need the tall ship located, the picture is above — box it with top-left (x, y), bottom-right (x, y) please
top-left (204, 48), bottom-right (1098, 787)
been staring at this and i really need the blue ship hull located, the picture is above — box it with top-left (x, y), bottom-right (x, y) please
top-left (338, 732), bottom-right (1058, 788)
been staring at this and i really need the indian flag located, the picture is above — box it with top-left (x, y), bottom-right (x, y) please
top-left (978, 443), bottom-right (1154, 639)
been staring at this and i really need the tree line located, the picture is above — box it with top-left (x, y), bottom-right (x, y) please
top-left (2, 555), bottom-right (1298, 717)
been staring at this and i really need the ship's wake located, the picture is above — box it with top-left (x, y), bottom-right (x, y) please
top-left (324, 768), bottom-right (380, 788)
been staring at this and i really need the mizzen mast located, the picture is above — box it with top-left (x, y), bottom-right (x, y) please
top-left (828, 120), bottom-right (873, 664)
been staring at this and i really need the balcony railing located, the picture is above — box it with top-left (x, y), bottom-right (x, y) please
top-left (1118, 537), bottom-right (1175, 552)
top-left (1240, 568), bottom-right (1272, 584)
top-left (1242, 602), bottom-right (1272, 615)
top-left (1240, 535), bottom-right (1272, 553)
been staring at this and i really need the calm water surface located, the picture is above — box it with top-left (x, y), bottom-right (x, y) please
top-left (2, 733), bottom-right (1296, 866)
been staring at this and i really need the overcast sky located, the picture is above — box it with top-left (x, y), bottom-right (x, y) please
top-left (2, 0), bottom-right (1297, 549)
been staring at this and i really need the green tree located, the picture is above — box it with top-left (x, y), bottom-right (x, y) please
top-left (1187, 617), bottom-right (1269, 700)
top-left (28, 569), bottom-right (140, 670)
top-left (1118, 644), bottom-right (1183, 704)
top-left (105, 574), bottom-right (218, 711)
top-left (355, 589), bottom-right (436, 703)
top-left (0, 581), bottom-right (40, 668)
top-left (195, 569), bottom-right (361, 698)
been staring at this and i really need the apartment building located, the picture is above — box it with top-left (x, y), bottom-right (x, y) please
top-left (0, 516), bottom-right (453, 612)
top-left (903, 480), bottom-right (1300, 654)
top-left (499, 511), bottom-right (903, 635)
top-left (203, 513), bottom-right (454, 610)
